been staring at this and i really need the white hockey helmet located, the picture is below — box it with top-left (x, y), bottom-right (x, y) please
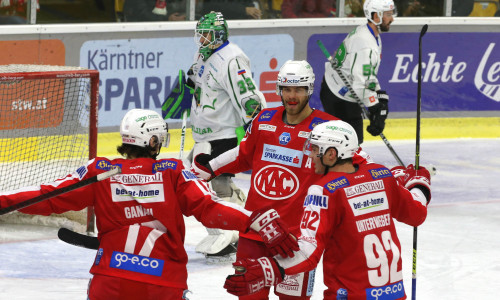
top-left (364, 0), bottom-right (397, 25)
top-left (120, 109), bottom-right (170, 149)
top-left (304, 120), bottom-right (359, 159)
top-left (276, 60), bottom-right (315, 96)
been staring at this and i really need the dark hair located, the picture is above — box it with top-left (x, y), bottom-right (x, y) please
top-left (117, 144), bottom-right (156, 159)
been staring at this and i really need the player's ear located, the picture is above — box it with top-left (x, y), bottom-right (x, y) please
top-left (326, 147), bottom-right (338, 162)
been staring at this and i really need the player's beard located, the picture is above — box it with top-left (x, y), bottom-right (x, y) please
top-left (283, 97), bottom-right (309, 116)
top-left (380, 21), bottom-right (391, 32)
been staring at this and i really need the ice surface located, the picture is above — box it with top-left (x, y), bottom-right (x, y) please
top-left (1, 139), bottom-right (499, 299)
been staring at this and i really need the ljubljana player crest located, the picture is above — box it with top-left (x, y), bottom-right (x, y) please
top-left (253, 165), bottom-right (299, 200)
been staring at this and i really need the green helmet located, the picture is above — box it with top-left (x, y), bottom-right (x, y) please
top-left (195, 11), bottom-right (228, 61)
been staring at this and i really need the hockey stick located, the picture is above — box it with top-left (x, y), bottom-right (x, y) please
top-left (412, 24), bottom-right (428, 300)
top-left (317, 40), bottom-right (405, 167)
top-left (179, 109), bottom-right (188, 160)
top-left (0, 168), bottom-right (121, 215)
top-left (58, 227), bottom-right (99, 250)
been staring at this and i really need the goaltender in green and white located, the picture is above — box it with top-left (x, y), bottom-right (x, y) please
top-left (185, 11), bottom-right (266, 261)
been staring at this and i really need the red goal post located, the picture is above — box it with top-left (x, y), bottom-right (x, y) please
top-left (0, 64), bottom-right (99, 234)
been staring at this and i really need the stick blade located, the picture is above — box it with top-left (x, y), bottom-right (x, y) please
top-left (420, 24), bottom-right (428, 37)
top-left (58, 227), bottom-right (100, 250)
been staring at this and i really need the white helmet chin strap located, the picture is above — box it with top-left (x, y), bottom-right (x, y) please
top-left (369, 11), bottom-right (383, 26)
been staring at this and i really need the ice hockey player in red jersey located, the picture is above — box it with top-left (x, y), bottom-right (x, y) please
top-left (223, 120), bottom-right (432, 300)
top-left (0, 109), bottom-right (297, 300)
top-left (193, 60), bottom-right (371, 299)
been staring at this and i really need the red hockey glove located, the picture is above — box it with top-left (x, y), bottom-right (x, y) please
top-left (390, 166), bottom-right (406, 185)
top-left (224, 257), bottom-right (284, 296)
top-left (404, 164), bottom-right (432, 203)
top-left (192, 153), bottom-right (216, 181)
top-left (249, 208), bottom-right (299, 258)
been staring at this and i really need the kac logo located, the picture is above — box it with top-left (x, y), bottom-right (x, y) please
top-left (254, 165), bottom-right (299, 200)
top-left (279, 132), bottom-right (291, 145)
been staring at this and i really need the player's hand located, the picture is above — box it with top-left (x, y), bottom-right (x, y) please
top-left (404, 164), bottom-right (431, 203)
top-left (367, 90), bottom-right (389, 136)
top-left (192, 154), bottom-right (216, 181)
top-left (390, 166), bottom-right (406, 185)
top-left (249, 208), bottom-right (299, 258)
top-left (224, 257), bottom-right (284, 296)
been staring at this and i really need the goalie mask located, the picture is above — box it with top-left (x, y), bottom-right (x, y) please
top-left (276, 60), bottom-right (315, 96)
top-left (364, 0), bottom-right (397, 25)
top-left (303, 120), bottom-right (359, 160)
top-left (195, 11), bottom-right (228, 61)
top-left (120, 109), bottom-right (170, 150)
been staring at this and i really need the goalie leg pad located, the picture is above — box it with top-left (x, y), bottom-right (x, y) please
top-left (195, 228), bottom-right (237, 255)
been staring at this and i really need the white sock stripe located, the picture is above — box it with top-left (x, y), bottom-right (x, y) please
top-left (124, 224), bottom-right (140, 253)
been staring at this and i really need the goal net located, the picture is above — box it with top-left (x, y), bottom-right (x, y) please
top-left (0, 64), bottom-right (98, 234)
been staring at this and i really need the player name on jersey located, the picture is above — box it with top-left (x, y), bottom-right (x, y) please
top-left (355, 213), bottom-right (391, 233)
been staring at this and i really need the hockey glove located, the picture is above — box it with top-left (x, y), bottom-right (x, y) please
top-left (249, 208), bottom-right (299, 258)
top-left (404, 164), bottom-right (431, 203)
top-left (161, 69), bottom-right (193, 120)
top-left (390, 166), bottom-right (406, 185)
top-left (192, 153), bottom-right (216, 181)
top-left (367, 90), bottom-right (389, 136)
top-left (224, 257), bottom-right (284, 296)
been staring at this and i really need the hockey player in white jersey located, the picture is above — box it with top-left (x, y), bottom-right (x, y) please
top-left (187, 11), bottom-right (266, 261)
top-left (320, 0), bottom-right (396, 144)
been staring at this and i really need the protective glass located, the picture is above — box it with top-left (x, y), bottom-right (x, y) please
top-left (384, 7), bottom-right (397, 18)
top-left (303, 136), bottom-right (319, 157)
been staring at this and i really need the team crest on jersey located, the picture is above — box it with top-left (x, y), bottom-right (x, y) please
top-left (324, 176), bottom-right (350, 193)
top-left (308, 117), bottom-right (328, 130)
top-left (198, 65), bottom-right (205, 77)
top-left (96, 160), bottom-right (122, 171)
top-left (258, 110), bottom-right (277, 122)
top-left (279, 132), bottom-right (291, 145)
top-left (253, 165), bottom-right (300, 200)
top-left (369, 167), bottom-right (392, 179)
top-left (152, 160), bottom-right (178, 173)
